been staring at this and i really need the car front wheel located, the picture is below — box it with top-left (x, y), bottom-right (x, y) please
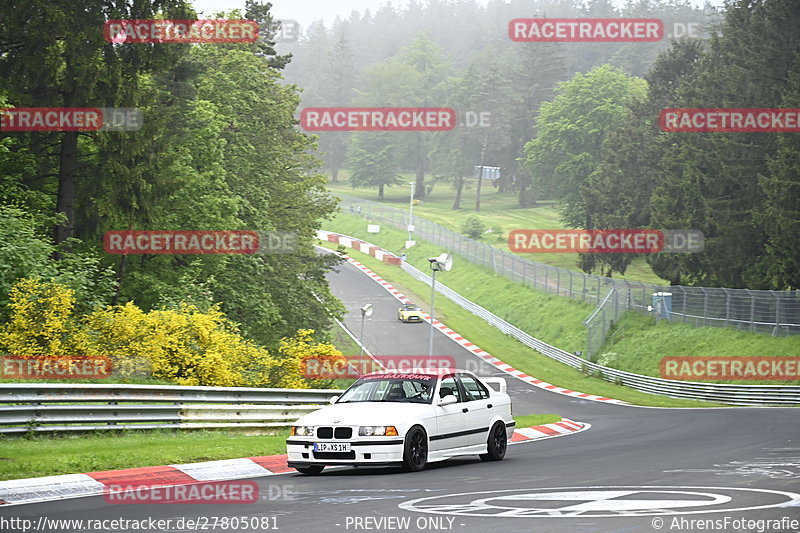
top-left (480, 422), bottom-right (507, 462)
top-left (402, 426), bottom-right (428, 472)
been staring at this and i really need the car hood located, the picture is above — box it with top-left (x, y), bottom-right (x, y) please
top-left (295, 402), bottom-right (433, 426)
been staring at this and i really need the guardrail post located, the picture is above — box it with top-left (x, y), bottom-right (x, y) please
top-left (569, 271), bottom-right (573, 299)
top-left (724, 288), bottom-right (731, 328)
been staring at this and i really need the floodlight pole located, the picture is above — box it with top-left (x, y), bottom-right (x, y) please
top-left (408, 181), bottom-right (415, 243)
top-left (359, 303), bottom-right (372, 356)
top-left (428, 268), bottom-right (437, 358)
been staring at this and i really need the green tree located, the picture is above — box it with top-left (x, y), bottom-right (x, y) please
top-left (348, 133), bottom-right (403, 200)
top-left (521, 65), bottom-right (647, 228)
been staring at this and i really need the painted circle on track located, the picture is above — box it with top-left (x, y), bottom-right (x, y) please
top-left (398, 486), bottom-right (800, 518)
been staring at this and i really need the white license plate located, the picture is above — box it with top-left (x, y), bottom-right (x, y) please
top-left (313, 442), bottom-right (351, 453)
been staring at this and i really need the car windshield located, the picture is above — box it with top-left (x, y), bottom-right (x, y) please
top-left (404, 306), bottom-right (421, 311)
top-left (337, 374), bottom-right (435, 404)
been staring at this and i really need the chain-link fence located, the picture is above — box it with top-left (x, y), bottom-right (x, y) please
top-left (338, 195), bottom-right (800, 357)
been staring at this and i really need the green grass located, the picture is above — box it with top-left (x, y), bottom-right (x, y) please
top-left (597, 314), bottom-right (800, 385)
top-left (513, 414), bottom-right (562, 428)
top-left (319, 218), bottom-right (800, 403)
top-left (326, 175), bottom-right (668, 285)
top-left (0, 430), bottom-right (289, 481)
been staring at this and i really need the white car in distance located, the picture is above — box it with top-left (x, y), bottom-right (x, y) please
top-left (286, 369), bottom-right (514, 474)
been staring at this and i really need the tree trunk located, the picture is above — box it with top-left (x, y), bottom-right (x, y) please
top-left (378, 184), bottom-right (384, 200)
top-left (452, 176), bottom-right (464, 209)
top-left (331, 167), bottom-right (339, 182)
top-left (54, 130), bottom-right (78, 253)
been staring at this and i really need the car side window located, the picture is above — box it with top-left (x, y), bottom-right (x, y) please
top-left (439, 376), bottom-right (461, 402)
top-left (458, 374), bottom-right (490, 401)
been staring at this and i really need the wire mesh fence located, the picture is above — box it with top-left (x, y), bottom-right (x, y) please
top-left (338, 195), bottom-right (800, 357)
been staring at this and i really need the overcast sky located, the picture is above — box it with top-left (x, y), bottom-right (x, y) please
top-left (192, 0), bottom-right (726, 31)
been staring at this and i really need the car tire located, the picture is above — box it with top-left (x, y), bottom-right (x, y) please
top-left (479, 422), bottom-right (507, 462)
top-left (295, 465), bottom-right (325, 475)
top-left (402, 426), bottom-right (428, 472)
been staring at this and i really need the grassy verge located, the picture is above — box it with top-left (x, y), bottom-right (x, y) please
top-left (0, 430), bottom-right (289, 481)
top-left (513, 414), bottom-right (562, 428)
top-left (0, 416), bottom-right (561, 481)
top-left (326, 177), bottom-right (667, 285)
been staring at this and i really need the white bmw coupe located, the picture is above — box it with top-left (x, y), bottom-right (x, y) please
top-left (286, 369), bottom-right (514, 474)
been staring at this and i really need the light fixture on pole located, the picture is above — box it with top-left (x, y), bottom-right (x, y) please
top-left (359, 303), bottom-right (373, 356)
top-left (406, 181), bottom-right (416, 249)
top-left (427, 253), bottom-right (453, 357)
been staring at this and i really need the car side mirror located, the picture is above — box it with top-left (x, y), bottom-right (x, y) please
top-left (438, 394), bottom-right (457, 406)
top-left (329, 395), bottom-right (339, 404)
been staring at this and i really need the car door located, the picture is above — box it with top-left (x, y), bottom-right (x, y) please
top-left (432, 375), bottom-right (471, 451)
top-left (457, 373), bottom-right (496, 446)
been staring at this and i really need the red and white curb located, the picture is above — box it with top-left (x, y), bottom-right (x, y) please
top-left (0, 421), bottom-right (585, 507)
top-left (510, 417), bottom-right (589, 444)
top-left (0, 455), bottom-right (293, 507)
top-left (331, 240), bottom-right (626, 405)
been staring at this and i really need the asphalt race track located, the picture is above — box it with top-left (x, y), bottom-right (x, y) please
top-left (2, 259), bottom-right (798, 533)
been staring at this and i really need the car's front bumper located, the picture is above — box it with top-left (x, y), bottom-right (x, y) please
top-left (286, 438), bottom-right (405, 466)
top-left (400, 315), bottom-right (423, 322)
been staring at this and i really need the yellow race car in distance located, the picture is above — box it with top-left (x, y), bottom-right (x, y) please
top-left (398, 303), bottom-right (424, 323)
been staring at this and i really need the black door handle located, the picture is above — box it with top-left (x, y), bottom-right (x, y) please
top-left (462, 408), bottom-right (469, 413)
top-left (487, 404), bottom-right (493, 408)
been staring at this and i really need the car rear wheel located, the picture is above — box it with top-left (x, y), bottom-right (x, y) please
top-left (295, 465), bottom-right (325, 475)
top-left (480, 422), bottom-right (507, 462)
top-left (402, 426), bottom-right (428, 472)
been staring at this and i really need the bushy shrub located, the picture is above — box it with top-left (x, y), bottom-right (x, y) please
top-left (460, 215), bottom-right (487, 239)
top-left (0, 278), bottom-right (345, 388)
top-left (0, 279), bottom-right (90, 356)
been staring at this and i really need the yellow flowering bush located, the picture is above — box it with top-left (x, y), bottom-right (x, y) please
top-left (0, 279), bottom-right (91, 356)
top-left (85, 303), bottom-right (277, 386)
top-left (275, 328), bottom-right (347, 389)
top-left (0, 278), bottom-right (342, 389)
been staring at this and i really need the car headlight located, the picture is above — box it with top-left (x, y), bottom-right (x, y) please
top-left (359, 426), bottom-right (398, 436)
top-left (291, 426), bottom-right (314, 437)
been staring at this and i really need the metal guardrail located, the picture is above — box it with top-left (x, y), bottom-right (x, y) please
top-left (0, 384), bottom-right (343, 434)
top-left (400, 261), bottom-right (800, 406)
